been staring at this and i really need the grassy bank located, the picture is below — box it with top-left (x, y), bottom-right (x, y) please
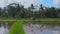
top-left (0, 18), bottom-right (60, 21)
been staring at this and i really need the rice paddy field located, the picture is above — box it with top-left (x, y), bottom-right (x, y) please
top-left (0, 18), bottom-right (60, 34)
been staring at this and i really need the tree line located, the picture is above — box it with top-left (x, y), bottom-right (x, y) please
top-left (0, 3), bottom-right (60, 18)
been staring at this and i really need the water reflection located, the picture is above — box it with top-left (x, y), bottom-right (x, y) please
top-left (0, 21), bottom-right (14, 34)
top-left (0, 26), bottom-right (9, 34)
top-left (0, 23), bottom-right (9, 34)
top-left (23, 23), bottom-right (60, 34)
top-left (0, 22), bottom-right (60, 34)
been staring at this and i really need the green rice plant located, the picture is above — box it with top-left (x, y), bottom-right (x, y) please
top-left (9, 21), bottom-right (25, 34)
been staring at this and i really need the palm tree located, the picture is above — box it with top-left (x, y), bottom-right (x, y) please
top-left (39, 4), bottom-right (45, 17)
top-left (30, 4), bottom-right (36, 20)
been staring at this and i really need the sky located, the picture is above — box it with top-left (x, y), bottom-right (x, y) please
top-left (0, 0), bottom-right (60, 8)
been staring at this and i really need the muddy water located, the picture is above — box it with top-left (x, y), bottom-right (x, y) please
top-left (23, 23), bottom-right (60, 34)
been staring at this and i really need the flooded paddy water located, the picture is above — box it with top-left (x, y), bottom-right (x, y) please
top-left (0, 21), bottom-right (14, 34)
top-left (0, 21), bottom-right (60, 34)
top-left (23, 21), bottom-right (60, 34)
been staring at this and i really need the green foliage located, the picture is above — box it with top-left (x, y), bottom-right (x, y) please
top-left (0, 3), bottom-right (60, 18)
top-left (9, 21), bottom-right (25, 34)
